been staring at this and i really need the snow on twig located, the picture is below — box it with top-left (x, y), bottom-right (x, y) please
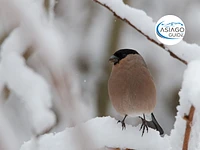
top-left (170, 60), bottom-right (200, 150)
top-left (0, 0), bottom-right (67, 136)
top-left (20, 116), bottom-right (169, 150)
top-left (0, 27), bottom-right (56, 135)
top-left (94, 0), bottom-right (200, 65)
top-left (179, 60), bottom-right (200, 150)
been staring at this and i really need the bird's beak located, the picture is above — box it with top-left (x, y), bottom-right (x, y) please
top-left (109, 55), bottom-right (119, 64)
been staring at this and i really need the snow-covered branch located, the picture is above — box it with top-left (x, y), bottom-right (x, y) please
top-left (0, 27), bottom-right (56, 135)
top-left (94, 0), bottom-right (200, 65)
top-left (180, 61), bottom-right (200, 150)
top-left (169, 60), bottom-right (200, 150)
top-left (0, 0), bottom-right (68, 137)
top-left (20, 116), bottom-right (169, 150)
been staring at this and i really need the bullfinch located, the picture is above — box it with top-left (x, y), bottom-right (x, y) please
top-left (108, 49), bottom-right (164, 136)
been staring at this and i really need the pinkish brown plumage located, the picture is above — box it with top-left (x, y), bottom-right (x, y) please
top-left (108, 54), bottom-right (156, 117)
top-left (108, 49), bottom-right (164, 136)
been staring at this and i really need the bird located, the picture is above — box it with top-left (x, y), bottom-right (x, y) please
top-left (108, 48), bottom-right (164, 136)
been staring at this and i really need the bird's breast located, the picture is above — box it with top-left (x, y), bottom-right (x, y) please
top-left (108, 59), bottom-right (156, 116)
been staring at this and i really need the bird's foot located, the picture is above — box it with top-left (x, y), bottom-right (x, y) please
top-left (139, 115), bottom-right (149, 136)
top-left (117, 115), bottom-right (127, 130)
top-left (117, 120), bottom-right (126, 130)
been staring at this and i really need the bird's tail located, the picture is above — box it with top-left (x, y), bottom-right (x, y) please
top-left (151, 113), bottom-right (164, 136)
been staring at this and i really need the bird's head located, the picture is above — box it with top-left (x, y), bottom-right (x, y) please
top-left (109, 49), bottom-right (140, 65)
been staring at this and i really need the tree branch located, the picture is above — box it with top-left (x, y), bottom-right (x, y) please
top-left (183, 105), bottom-right (195, 150)
top-left (93, 0), bottom-right (187, 65)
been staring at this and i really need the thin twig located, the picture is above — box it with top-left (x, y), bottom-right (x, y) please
top-left (182, 105), bottom-right (195, 150)
top-left (94, 1), bottom-right (195, 150)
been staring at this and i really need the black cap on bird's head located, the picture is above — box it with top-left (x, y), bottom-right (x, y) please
top-left (109, 49), bottom-right (140, 65)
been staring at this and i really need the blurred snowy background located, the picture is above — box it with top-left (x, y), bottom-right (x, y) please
top-left (0, 0), bottom-right (199, 149)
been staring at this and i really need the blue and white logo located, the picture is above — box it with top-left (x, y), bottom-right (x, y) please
top-left (155, 15), bottom-right (185, 45)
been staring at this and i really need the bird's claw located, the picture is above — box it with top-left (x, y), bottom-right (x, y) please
top-left (117, 120), bottom-right (126, 130)
top-left (139, 116), bottom-right (148, 136)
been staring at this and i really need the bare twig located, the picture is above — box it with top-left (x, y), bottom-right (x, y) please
top-left (182, 105), bottom-right (195, 150)
top-left (94, 1), bottom-right (195, 150)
